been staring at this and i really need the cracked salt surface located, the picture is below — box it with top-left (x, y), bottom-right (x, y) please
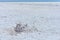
top-left (0, 2), bottom-right (60, 40)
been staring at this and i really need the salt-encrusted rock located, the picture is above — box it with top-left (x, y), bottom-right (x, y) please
top-left (14, 23), bottom-right (28, 33)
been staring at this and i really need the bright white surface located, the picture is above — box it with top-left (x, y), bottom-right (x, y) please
top-left (0, 2), bottom-right (60, 40)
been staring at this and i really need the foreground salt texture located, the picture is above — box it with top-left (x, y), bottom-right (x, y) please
top-left (0, 2), bottom-right (60, 40)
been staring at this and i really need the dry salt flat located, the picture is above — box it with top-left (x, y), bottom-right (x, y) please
top-left (0, 2), bottom-right (60, 40)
